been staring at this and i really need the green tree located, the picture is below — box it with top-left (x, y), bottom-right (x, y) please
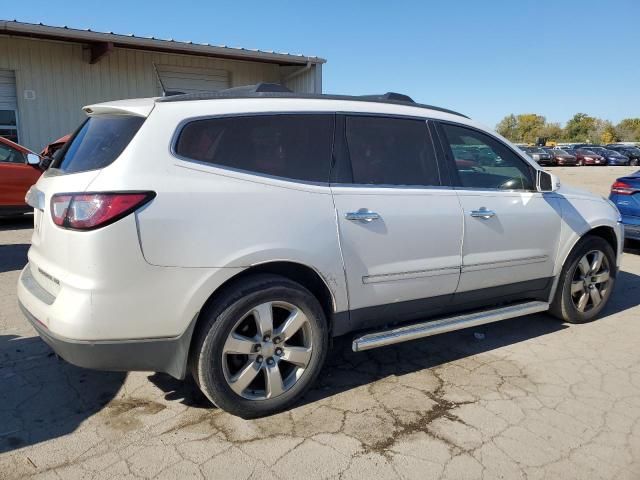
top-left (517, 114), bottom-right (546, 144)
top-left (600, 121), bottom-right (619, 144)
top-left (496, 114), bottom-right (518, 141)
top-left (616, 118), bottom-right (640, 141)
top-left (564, 113), bottom-right (596, 142)
top-left (539, 122), bottom-right (563, 142)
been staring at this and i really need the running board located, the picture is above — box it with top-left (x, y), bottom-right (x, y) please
top-left (352, 301), bottom-right (549, 352)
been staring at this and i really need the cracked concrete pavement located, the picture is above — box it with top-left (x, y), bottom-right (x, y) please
top-left (1, 166), bottom-right (640, 479)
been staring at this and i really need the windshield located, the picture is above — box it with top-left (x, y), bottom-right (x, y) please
top-left (553, 149), bottom-right (569, 155)
top-left (52, 115), bottom-right (145, 173)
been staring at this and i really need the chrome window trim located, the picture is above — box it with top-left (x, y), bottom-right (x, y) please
top-left (169, 110), bottom-right (453, 192)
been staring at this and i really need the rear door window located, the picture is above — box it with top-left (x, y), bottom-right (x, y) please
top-left (174, 114), bottom-right (334, 183)
top-left (53, 115), bottom-right (145, 173)
top-left (343, 115), bottom-right (440, 186)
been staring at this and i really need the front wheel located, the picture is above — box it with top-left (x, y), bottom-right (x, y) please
top-left (631, 158), bottom-right (639, 167)
top-left (190, 274), bottom-right (328, 418)
top-left (550, 236), bottom-right (616, 324)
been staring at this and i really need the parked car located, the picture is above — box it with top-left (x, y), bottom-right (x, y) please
top-left (18, 85), bottom-right (623, 418)
top-left (521, 146), bottom-right (555, 165)
top-left (543, 148), bottom-right (578, 166)
top-left (39, 134), bottom-right (71, 170)
top-left (579, 146), bottom-right (629, 166)
top-left (609, 171), bottom-right (640, 242)
top-left (40, 134), bottom-right (71, 159)
top-left (606, 145), bottom-right (640, 166)
top-left (0, 137), bottom-right (43, 215)
top-left (574, 148), bottom-right (607, 166)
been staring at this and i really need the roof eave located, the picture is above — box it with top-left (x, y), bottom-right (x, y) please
top-left (0, 20), bottom-right (326, 66)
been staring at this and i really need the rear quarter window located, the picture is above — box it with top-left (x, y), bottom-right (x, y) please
top-left (53, 115), bottom-right (145, 173)
top-left (174, 114), bottom-right (334, 183)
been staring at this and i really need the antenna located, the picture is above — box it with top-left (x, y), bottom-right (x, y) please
top-left (152, 63), bottom-right (167, 96)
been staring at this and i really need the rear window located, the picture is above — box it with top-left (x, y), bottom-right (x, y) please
top-left (174, 114), bottom-right (334, 183)
top-left (53, 115), bottom-right (145, 173)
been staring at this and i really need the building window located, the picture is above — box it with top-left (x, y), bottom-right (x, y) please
top-left (0, 110), bottom-right (18, 143)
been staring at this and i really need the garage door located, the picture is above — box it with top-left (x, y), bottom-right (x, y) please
top-left (0, 69), bottom-right (19, 143)
top-left (155, 64), bottom-right (230, 95)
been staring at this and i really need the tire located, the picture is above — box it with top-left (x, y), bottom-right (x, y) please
top-left (577, 159), bottom-right (583, 166)
top-left (190, 274), bottom-right (328, 418)
top-left (550, 236), bottom-right (616, 324)
top-left (631, 159), bottom-right (639, 167)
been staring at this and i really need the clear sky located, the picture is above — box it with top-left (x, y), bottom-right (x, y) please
top-left (4, 0), bottom-right (639, 128)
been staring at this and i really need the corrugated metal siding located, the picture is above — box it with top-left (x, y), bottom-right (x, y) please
top-left (155, 64), bottom-right (229, 94)
top-left (0, 36), bottom-right (320, 150)
top-left (280, 64), bottom-right (321, 94)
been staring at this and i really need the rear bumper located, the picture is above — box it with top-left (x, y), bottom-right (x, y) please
top-left (19, 299), bottom-right (194, 379)
top-left (16, 261), bottom-right (211, 379)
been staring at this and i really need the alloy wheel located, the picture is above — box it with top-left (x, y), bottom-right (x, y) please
top-left (570, 250), bottom-right (610, 313)
top-left (221, 301), bottom-right (313, 400)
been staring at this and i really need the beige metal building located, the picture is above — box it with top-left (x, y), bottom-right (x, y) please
top-left (0, 20), bottom-right (325, 151)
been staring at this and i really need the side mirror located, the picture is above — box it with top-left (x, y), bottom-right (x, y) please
top-left (26, 153), bottom-right (41, 166)
top-left (537, 170), bottom-right (560, 192)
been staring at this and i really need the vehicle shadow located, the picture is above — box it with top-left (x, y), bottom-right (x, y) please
top-left (149, 312), bottom-right (569, 411)
top-left (150, 267), bottom-right (640, 413)
top-left (601, 268), bottom-right (640, 316)
top-left (0, 244), bottom-right (30, 273)
top-left (624, 240), bottom-right (640, 256)
top-left (302, 312), bottom-right (568, 408)
top-left (0, 334), bottom-right (126, 454)
top-left (0, 215), bottom-right (33, 232)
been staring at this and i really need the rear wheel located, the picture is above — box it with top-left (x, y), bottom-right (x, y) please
top-left (190, 274), bottom-right (328, 418)
top-left (631, 158), bottom-right (639, 167)
top-left (550, 236), bottom-right (616, 323)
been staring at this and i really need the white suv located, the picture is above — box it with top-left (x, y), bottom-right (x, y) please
top-left (19, 84), bottom-right (623, 418)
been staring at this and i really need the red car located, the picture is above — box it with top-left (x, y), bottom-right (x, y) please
top-left (0, 137), bottom-right (43, 215)
top-left (574, 148), bottom-right (607, 166)
top-left (40, 134), bottom-right (71, 158)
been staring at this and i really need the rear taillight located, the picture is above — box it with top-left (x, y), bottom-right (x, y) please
top-left (50, 192), bottom-right (155, 230)
top-left (611, 181), bottom-right (638, 196)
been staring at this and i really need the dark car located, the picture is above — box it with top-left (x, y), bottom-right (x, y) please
top-left (521, 146), bottom-right (554, 165)
top-left (545, 148), bottom-right (578, 166)
top-left (574, 149), bottom-right (607, 166)
top-left (581, 146), bottom-right (629, 166)
top-left (609, 171), bottom-right (640, 242)
top-left (606, 145), bottom-right (640, 166)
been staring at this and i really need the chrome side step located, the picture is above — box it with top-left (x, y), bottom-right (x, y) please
top-left (352, 301), bottom-right (549, 352)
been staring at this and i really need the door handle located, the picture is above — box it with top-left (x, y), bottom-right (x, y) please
top-left (345, 209), bottom-right (380, 223)
top-left (470, 207), bottom-right (496, 219)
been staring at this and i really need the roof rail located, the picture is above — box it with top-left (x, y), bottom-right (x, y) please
top-left (156, 84), bottom-right (469, 118)
top-left (219, 82), bottom-right (293, 94)
top-left (359, 92), bottom-right (415, 103)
